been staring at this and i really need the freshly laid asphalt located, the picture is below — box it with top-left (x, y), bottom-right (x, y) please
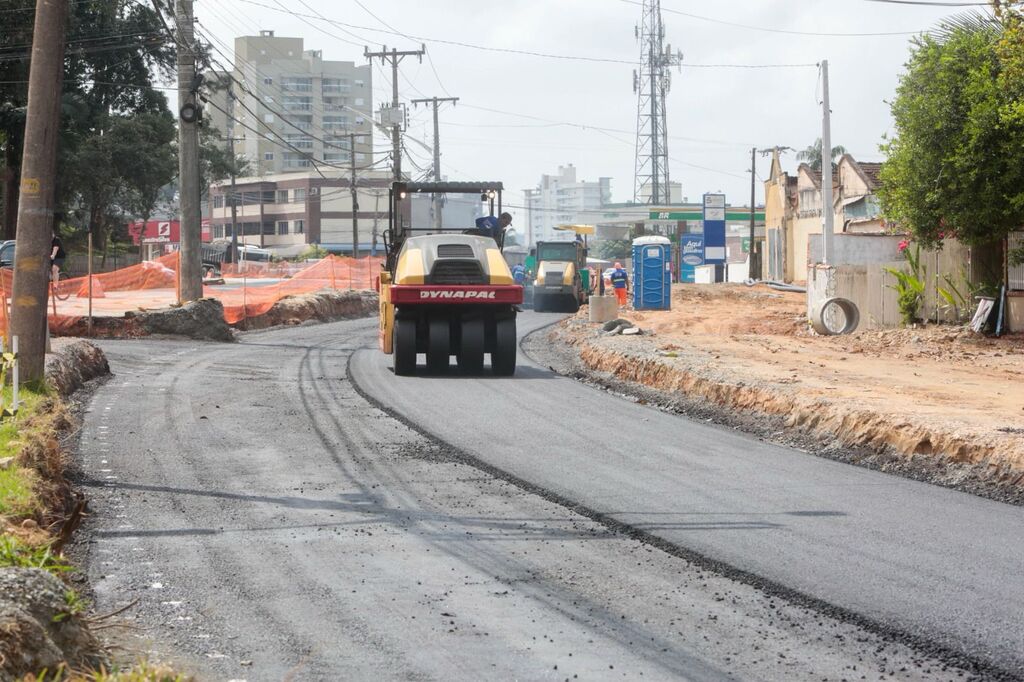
top-left (351, 311), bottom-right (1024, 676)
top-left (74, 312), bottom-right (1023, 680)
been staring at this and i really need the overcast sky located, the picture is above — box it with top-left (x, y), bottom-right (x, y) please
top-left (194, 0), bottom-right (982, 220)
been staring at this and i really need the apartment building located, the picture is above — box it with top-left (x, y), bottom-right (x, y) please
top-left (523, 165), bottom-right (612, 245)
top-left (206, 31), bottom-right (374, 176)
top-left (209, 171), bottom-right (394, 255)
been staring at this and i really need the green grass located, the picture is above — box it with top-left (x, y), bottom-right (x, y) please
top-left (0, 387), bottom-right (52, 517)
top-left (0, 534), bottom-right (72, 573)
top-left (0, 465), bottom-right (38, 516)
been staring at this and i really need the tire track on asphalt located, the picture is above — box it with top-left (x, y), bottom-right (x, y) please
top-left (306, 330), bottom-right (728, 680)
top-left (347, 329), bottom-right (1021, 682)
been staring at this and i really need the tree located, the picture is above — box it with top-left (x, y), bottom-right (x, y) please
top-left (877, 14), bottom-right (1024, 247)
top-left (795, 138), bottom-right (847, 172)
top-left (0, 0), bottom-right (175, 238)
top-left (63, 112), bottom-right (177, 256)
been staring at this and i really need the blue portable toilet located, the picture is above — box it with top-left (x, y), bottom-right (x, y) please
top-left (631, 236), bottom-right (672, 310)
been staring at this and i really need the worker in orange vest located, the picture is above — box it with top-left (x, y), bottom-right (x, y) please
top-left (610, 262), bottom-right (629, 308)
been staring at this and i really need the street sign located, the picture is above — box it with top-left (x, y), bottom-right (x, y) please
top-left (702, 193), bottom-right (727, 264)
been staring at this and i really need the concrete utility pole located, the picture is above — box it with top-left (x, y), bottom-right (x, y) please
top-left (364, 45), bottom-right (425, 182)
top-left (226, 83), bottom-right (240, 269)
top-left (820, 59), bottom-right (834, 266)
top-left (749, 147), bottom-right (757, 281)
top-left (176, 0), bottom-right (202, 302)
top-left (349, 132), bottom-right (360, 258)
top-left (10, 0), bottom-right (68, 382)
top-left (411, 96), bottom-right (459, 231)
top-left (755, 145), bottom-right (792, 281)
top-left (228, 136), bottom-right (239, 267)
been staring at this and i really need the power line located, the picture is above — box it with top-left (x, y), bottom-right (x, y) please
top-left (626, 0), bottom-right (931, 37)
top-left (231, 0), bottom-right (637, 64)
top-left (862, 0), bottom-right (988, 5)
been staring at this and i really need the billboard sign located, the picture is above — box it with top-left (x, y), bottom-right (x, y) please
top-left (680, 234), bottom-right (704, 283)
top-left (702, 193), bottom-right (727, 264)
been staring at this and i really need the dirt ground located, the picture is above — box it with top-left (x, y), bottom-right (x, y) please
top-left (558, 284), bottom-right (1024, 486)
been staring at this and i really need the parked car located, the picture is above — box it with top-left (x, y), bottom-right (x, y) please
top-left (0, 240), bottom-right (14, 269)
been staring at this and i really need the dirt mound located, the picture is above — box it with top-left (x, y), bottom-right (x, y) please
top-left (0, 568), bottom-right (105, 678)
top-left (131, 298), bottom-right (233, 341)
top-left (45, 340), bottom-right (110, 397)
top-left (238, 289), bottom-right (378, 330)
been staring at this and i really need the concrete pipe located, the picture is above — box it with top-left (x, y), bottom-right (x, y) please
top-left (810, 297), bottom-right (860, 335)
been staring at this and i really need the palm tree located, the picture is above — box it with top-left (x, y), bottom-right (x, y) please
top-left (796, 138), bottom-right (847, 172)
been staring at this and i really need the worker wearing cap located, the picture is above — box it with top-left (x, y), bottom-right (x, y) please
top-left (610, 262), bottom-right (629, 307)
top-left (475, 212), bottom-right (513, 241)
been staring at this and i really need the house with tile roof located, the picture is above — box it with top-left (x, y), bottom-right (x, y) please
top-left (763, 151), bottom-right (891, 283)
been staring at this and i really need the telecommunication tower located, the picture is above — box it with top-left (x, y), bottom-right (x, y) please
top-left (633, 0), bottom-right (683, 205)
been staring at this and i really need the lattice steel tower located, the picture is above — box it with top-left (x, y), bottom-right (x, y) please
top-left (633, 0), bottom-right (682, 205)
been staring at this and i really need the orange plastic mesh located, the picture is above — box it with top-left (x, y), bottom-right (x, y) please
top-left (0, 253), bottom-right (383, 334)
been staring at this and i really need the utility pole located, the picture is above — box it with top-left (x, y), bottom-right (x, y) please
top-left (755, 145), bottom-right (792, 282)
top-left (227, 83), bottom-right (240, 268)
top-left (228, 136), bottom-right (239, 267)
top-left (349, 132), bottom-right (360, 258)
top-left (365, 45), bottom-right (425, 183)
top-left (176, 0), bottom-right (202, 302)
top-left (749, 147), bottom-right (757, 280)
top-left (10, 0), bottom-right (68, 382)
top-left (411, 96), bottom-right (459, 231)
top-left (820, 59), bottom-right (834, 266)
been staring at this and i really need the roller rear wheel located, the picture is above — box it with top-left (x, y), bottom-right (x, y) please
top-left (393, 317), bottom-right (417, 376)
top-left (457, 318), bottom-right (485, 375)
top-left (492, 317), bottom-right (517, 376)
top-left (427, 316), bottom-right (451, 374)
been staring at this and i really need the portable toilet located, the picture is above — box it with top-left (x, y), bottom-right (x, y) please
top-left (631, 235), bottom-right (672, 310)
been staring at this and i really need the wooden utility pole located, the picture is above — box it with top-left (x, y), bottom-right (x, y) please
top-left (349, 133), bottom-right (359, 258)
top-left (176, 0), bottom-right (202, 301)
top-left (411, 96), bottom-right (459, 231)
top-left (10, 0), bottom-right (68, 382)
top-left (364, 45), bottom-right (425, 182)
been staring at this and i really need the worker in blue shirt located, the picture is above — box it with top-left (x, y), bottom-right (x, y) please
top-left (610, 262), bottom-right (629, 307)
top-left (511, 262), bottom-right (526, 285)
top-left (475, 212), bottom-right (513, 241)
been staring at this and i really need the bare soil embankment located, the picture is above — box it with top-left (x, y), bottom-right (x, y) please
top-left (541, 285), bottom-right (1024, 503)
top-left (54, 290), bottom-right (379, 339)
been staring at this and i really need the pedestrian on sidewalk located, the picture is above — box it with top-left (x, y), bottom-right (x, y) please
top-left (610, 262), bottom-right (628, 308)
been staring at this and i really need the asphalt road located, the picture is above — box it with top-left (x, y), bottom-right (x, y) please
top-left (352, 311), bottom-right (1024, 677)
top-left (73, 314), bottom-right (1020, 680)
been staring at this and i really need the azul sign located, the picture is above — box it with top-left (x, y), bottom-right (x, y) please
top-left (679, 234), bottom-right (704, 283)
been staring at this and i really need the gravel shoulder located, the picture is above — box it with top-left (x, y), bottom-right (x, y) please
top-left (68, 319), bottom-right (998, 681)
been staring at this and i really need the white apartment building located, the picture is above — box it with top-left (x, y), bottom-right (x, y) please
top-left (523, 165), bottom-right (612, 245)
top-left (206, 31), bottom-right (374, 176)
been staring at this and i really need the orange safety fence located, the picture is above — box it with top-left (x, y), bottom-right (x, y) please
top-left (212, 255), bottom-right (383, 324)
top-left (0, 254), bottom-right (384, 335)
